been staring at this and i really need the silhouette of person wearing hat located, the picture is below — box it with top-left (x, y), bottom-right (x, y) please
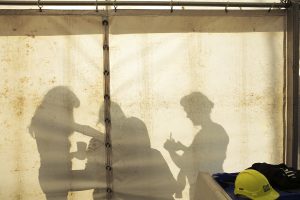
top-left (164, 92), bottom-right (229, 200)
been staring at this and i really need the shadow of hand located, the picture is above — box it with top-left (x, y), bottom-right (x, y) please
top-left (164, 139), bottom-right (184, 152)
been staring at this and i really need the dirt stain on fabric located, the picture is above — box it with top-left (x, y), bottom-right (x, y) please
top-left (19, 77), bottom-right (29, 84)
top-left (0, 87), bottom-right (9, 98)
top-left (26, 34), bottom-right (35, 38)
top-left (13, 96), bottom-right (25, 117)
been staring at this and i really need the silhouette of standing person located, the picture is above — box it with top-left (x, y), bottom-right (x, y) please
top-left (29, 86), bottom-right (103, 200)
top-left (89, 102), bottom-right (177, 200)
top-left (164, 92), bottom-right (229, 200)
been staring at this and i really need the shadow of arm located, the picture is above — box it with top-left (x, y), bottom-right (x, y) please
top-left (73, 123), bottom-right (104, 141)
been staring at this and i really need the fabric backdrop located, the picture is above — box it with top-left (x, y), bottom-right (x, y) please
top-left (0, 12), bottom-right (285, 200)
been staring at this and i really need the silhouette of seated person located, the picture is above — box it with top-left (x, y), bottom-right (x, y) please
top-left (29, 86), bottom-right (104, 200)
top-left (89, 102), bottom-right (177, 200)
top-left (164, 92), bottom-right (229, 200)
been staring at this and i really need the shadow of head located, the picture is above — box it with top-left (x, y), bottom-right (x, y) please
top-left (98, 101), bottom-right (126, 125)
top-left (180, 92), bottom-right (214, 126)
top-left (29, 86), bottom-right (80, 138)
top-left (42, 86), bottom-right (80, 109)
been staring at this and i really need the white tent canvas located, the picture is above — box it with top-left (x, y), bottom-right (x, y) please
top-left (0, 11), bottom-right (285, 200)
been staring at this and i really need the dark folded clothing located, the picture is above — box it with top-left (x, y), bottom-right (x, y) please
top-left (249, 163), bottom-right (300, 190)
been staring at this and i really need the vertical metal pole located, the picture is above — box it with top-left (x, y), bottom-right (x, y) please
top-left (102, 16), bottom-right (113, 199)
top-left (286, 1), bottom-right (299, 169)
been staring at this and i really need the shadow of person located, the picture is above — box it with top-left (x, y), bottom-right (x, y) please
top-left (90, 102), bottom-right (177, 200)
top-left (29, 86), bottom-right (105, 200)
top-left (164, 92), bottom-right (229, 200)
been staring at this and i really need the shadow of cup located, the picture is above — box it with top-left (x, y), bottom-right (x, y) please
top-left (75, 141), bottom-right (87, 160)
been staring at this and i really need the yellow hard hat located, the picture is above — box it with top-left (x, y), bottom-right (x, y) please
top-left (234, 169), bottom-right (279, 200)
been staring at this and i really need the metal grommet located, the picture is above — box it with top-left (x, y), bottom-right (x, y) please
top-left (106, 188), bottom-right (112, 193)
top-left (104, 94), bottom-right (110, 100)
top-left (37, 0), bottom-right (43, 12)
top-left (102, 20), bottom-right (109, 26)
top-left (105, 118), bottom-right (111, 124)
top-left (103, 44), bottom-right (109, 50)
top-left (224, 1), bottom-right (230, 13)
top-left (114, 0), bottom-right (118, 12)
top-left (105, 143), bottom-right (111, 148)
top-left (95, 0), bottom-right (99, 12)
top-left (106, 165), bottom-right (112, 171)
top-left (104, 70), bottom-right (110, 76)
top-left (268, 3), bottom-right (275, 12)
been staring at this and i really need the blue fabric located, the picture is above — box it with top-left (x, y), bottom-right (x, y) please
top-left (213, 173), bottom-right (300, 200)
